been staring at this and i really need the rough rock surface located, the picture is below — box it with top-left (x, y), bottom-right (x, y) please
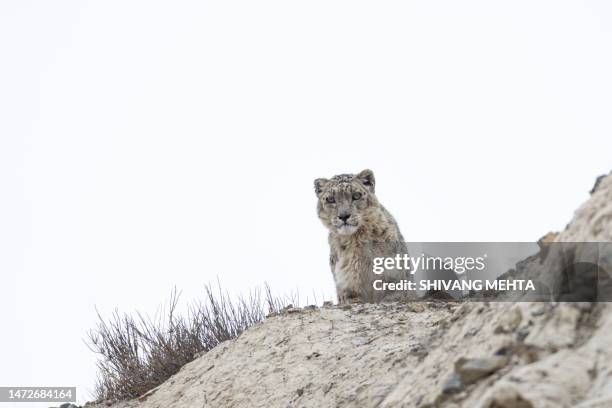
top-left (89, 172), bottom-right (612, 408)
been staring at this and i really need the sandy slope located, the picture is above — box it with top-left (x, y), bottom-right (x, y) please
top-left (90, 172), bottom-right (612, 408)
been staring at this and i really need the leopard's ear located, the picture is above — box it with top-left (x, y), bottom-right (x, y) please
top-left (357, 169), bottom-right (375, 193)
top-left (314, 178), bottom-right (329, 196)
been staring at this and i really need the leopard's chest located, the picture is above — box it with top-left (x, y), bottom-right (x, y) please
top-left (334, 242), bottom-right (368, 291)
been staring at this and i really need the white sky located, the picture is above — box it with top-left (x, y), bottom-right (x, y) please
top-left (1, 0), bottom-right (611, 405)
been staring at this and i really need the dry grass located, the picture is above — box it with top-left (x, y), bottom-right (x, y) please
top-left (87, 283), bottom-right (292, 402)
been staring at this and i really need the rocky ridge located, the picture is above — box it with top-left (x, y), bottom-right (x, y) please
top-left (89, 172), bottom-right (612, 408)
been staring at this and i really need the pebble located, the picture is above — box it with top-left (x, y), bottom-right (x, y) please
top-left (456, 356), bottom-right (509, 384)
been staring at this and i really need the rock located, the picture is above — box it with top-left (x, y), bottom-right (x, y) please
top-left (456, 356), bottom-right (509, 384)
top-left (323, 382), bottom-right (334, 394)
top-left (352, 337), bottom-right (369, 346)
top-left (408, 303), bottom-right (425, 313)
top-left (525, 304), bottom-right (580, 350)
top-left (282, 306), bottom-right (302, 314)
top-left (530, 306), bottom-right (546, 317)
top-left (410, 344), bottom-right (429, 361)
top-left (495, 307), bottom-right (523, 334)
top-left (477, 383), bottom-right (534, 408)
top-left (465, 327), bottom-right (479, 337)
top-left (590, 173), bottom-right (609, 194)
top-left (537, 232), bottom-right (558, 249)
top-left (516, 326), bottom-right (530, 342)
top-left (442, 373), bottom-right (463, 394)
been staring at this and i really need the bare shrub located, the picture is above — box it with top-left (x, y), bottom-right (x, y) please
top-left (87, 283), bottom-right (292, 402)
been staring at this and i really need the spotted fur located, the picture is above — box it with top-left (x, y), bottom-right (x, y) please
top-left (314, 169), bottom-right (411, 303)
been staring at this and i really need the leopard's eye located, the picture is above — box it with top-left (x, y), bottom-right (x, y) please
top-left (326, 196), bottom-right (336, 204)
top-left (352, 192), bottom-right (362, 200)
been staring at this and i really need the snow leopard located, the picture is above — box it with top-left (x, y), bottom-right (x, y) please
top-left (314, 169), bottom-right (412, 303)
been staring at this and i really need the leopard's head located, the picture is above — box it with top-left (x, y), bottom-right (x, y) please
top-left (314, 169), bottom-right (378, 235)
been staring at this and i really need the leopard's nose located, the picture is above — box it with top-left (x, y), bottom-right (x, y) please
top-left (338, 213), bottom-right (351, 222)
